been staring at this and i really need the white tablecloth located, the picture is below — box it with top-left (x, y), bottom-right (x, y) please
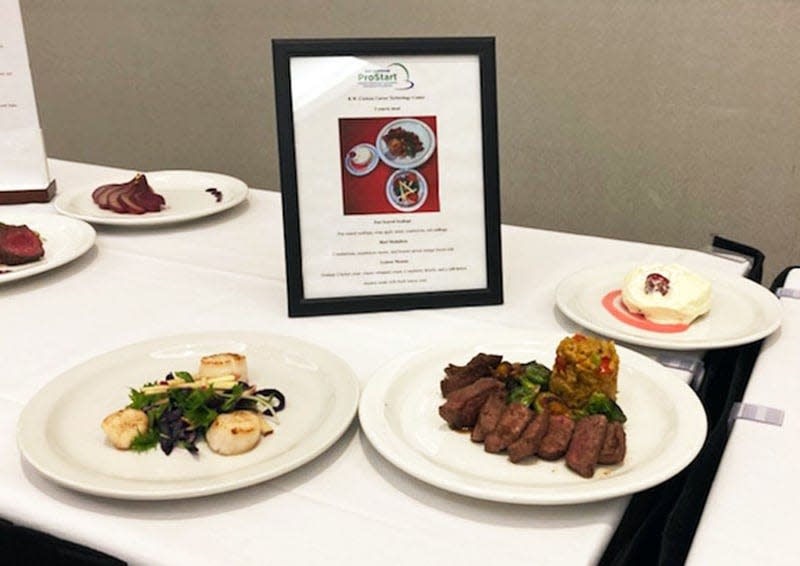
top-left (686, 268), bottom-right (799, 566)
top-left (0, 160), bottom-right (751, 566)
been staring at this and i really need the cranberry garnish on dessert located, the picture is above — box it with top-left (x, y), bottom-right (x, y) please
top-left (644, 273), bottom-right (670, 296)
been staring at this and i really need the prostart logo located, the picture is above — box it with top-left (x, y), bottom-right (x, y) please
top-left (357, 62), bottom-right (414, 90)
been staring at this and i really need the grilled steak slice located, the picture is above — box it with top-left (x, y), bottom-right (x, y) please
top-left (0, 223), bottom-right (44, 265)
top-left (508, 411), bottom-right (551, 463)
top-left (438, 378), bottom-right (504, 430)
top-left (566, 415), bottom-right (608, 478)
top-left (537, 415), bottom-right (575, 460)
top-left (471, 389), bottom-right (506, 443)
top-left (484, 403), bottom-right (534, 453)
top-left (598, 421), bottom-right (626, 465)
top-left (441, 353), bottom-right (502, 396)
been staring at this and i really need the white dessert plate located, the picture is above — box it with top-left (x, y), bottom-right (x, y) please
top-left (53, 170), bottom-right (249, 226)
top-left (376, 118), bottom-right (436, 169)
top-left (344, 143), bottom-right (379, 176)
top-left (17, 331), bottom-right (360, 500)
top-left (0, 213), bottom-right (95, 284)
top-left (358, 330), bottom-right (706, 505)
top-left (385, 169), bottom-right (428, 212)
top-left (555, 263), bottom-right (782, 350)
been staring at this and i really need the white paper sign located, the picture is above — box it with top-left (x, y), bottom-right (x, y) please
top-left (291, 55), bottom-right (487, 299)
top-left (0, 0), bottom-right (51, 193)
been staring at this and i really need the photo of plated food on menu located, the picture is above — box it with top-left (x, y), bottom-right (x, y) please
top-left (339, 116), bottom-right (439, 214)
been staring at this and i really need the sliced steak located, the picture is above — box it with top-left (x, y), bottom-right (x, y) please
top-left (438, 378), bottom-right (504, 430)
top-left (470, 389), bottom-right (506, 443)
top-left (566, 415), bottom-right (608, 478)
top-left (537, 415), bottom-right (575, 460)
top-left (0, 223), bottom-right (44, 265)
top-left (484, 403), bottom-right (534, 453)
top-left (508, 411), bottom-right (551, 463)
top-left (441, 353), bottom-right (503, 396)
top-left (598, 421), bottom-right (626, 465)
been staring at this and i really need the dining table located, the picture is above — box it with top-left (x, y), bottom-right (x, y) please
top-left (685, 266), bottom-right (798, 566)
top-left (0, 159), bottom-right (766, 565)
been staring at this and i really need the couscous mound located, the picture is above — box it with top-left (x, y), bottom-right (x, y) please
top-left (549, 333), bottom-right (618, 408)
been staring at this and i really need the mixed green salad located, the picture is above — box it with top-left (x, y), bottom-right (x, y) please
top-left (126, 371), bottom-right (285, 455)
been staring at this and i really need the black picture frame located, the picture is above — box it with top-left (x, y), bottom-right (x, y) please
top-left (272, 37), bottom-right (502, 316)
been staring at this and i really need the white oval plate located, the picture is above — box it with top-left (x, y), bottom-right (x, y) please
top-left (0, 213), bottom-right (95, 284)
top-left (358, 330), bottom-right (706, 505)
top-left (17, 331), bottom-right (360, 500)
top-left (556, 263), bottom-right (782, 350)
top-left (53, 170), bottom-right (249, 226)
top-left (376, 118), bottom-right (436, 169)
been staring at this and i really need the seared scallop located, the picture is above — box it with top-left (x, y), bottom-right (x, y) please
top-left (102, 408), bottom-right (149, 450)
top-left (198, 353), bottom-right (248, 382)
top-left (205, 410), bottom-right (266, 455)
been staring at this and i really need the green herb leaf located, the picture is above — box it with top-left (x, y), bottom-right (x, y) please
top-left (173, 371), bottom-right (194, 383)
top-left (220, 383), bottom-right (247, 412)
top-left (128, 388), bottom-right (161, 410)
top-left (129, 428), bottom-right (160, 452)
top-left (176, 388), bottom-right (218, 429)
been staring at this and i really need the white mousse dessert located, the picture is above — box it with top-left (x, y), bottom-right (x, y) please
top-left (621, 263), bottom-right (711, 324)
top-left (349, 145), bottom-right (373, 169)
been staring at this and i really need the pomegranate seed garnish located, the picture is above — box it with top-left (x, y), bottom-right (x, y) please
top-left (645, 273), bottom-right (670, 295)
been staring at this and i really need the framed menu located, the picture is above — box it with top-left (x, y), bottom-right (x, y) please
top-left (273, 37), bottom-right (502, 317)
top-left (0, 0), bottom-right (54, 203)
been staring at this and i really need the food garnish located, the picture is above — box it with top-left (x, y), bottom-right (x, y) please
top-left (205, 187), bottom-right (223, 202)
top-left (391, 172), bottom-right (420, 206)
top-left (438, 334), bottom-right (626, 478)
top-left (103, 354), bottom-right (285, 456)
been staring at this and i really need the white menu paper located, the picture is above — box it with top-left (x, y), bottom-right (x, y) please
top-left (0, 0), bottom-right (51, 196)
top-left (290, 55), bottom-right (487, 299)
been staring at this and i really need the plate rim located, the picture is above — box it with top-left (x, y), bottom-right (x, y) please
top-left (17, 330), bottom-right (360, 500)
top-left (0, 213), bottom-right (96, 284)
top-left (52, 169), bottom-right (250, 227)
top-left (358, 329), bottom-right (707, 505)
top-left (555, 262), bottom-right (782, 350)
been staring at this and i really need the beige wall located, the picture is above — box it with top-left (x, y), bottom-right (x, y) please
top-left (20, 0), bottom-right (800, 283)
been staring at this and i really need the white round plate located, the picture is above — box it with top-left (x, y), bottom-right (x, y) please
top-left (376, 118), bottom-right (436, 169)
top-left (17, 331), bottom-right (360, 500)
top-left (385, 169), bottom-right (428, 212)
top-left (0, 213), bottom-right (95, 284)
top-left (358, 330), bottom-right (706, 505)
top-left (344, 143), bottom-right (379, 176)
top-left (53, 170), bottom-right (249, 226)
top-left (556, 263), bottom-right (782, 350)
